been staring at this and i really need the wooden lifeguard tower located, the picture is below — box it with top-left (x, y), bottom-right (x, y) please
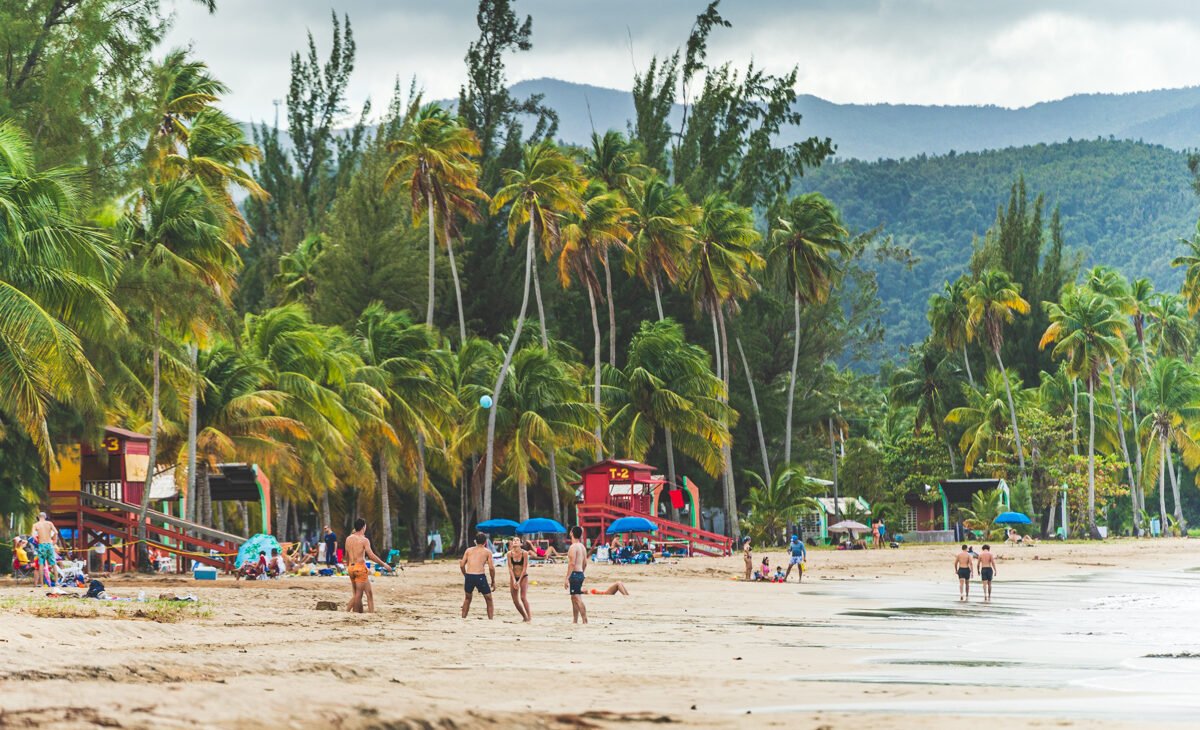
top-left (573, 459), bottom-right (731, 556)
top-left (47, 426), bottom-right (247, 572)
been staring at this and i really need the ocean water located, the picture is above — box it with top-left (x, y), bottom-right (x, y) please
top-left (749, 569), bottom-right (1200, 721)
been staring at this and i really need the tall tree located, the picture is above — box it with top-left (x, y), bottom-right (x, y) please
top-left (1138, 358), bottom-right (1200, 534)
top-left (1041, 287), bottom-right (1127, 532)
top-left (966, 270), bottom-right (1031, 476)
top-left (928, 278), bottom-right (976, 386)
top-left (625, 175), bottom-right (697, 321)
top-left (768, 192), bottom-right (850, 467)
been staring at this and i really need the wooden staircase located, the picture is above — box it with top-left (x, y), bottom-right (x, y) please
top-left (576, 502), bottom-right (733, 556)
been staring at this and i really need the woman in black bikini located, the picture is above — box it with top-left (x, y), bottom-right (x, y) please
top-left (507, 537), bottom-right (532, 622)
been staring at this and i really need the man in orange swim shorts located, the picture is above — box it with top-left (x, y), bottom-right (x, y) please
top-left (344, 518), bottom-right (387, 613)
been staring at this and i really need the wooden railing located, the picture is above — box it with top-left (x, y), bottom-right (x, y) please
top-left (576, 502), bottom-right (733, 556)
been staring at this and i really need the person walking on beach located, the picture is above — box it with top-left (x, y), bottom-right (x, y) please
top-left (977, 544), bottom-right (997, 601)
top-left (31, 512), bottom-right (58, 588)
top-left (565, 525), bottom-right (588, 624)
top-left (954, 544), bottom-right (973, 601)
top-left (742, 537), bottom-right (753, 581)
top-left (872, 520), bottom-right (881, 549)
top-left (460, 532), bottom-right (496, 619)
top-left (322, 526), bottom-right (338, 568)
top-left (784, 535), bottom-right (806, 583)
top-left (507, 536), bottom-right (532, 622)
top-left (345, 518), bottom-right (387, 613)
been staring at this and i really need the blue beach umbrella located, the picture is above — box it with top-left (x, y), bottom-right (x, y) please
top-left (517, 517), bottom-right (567, 535)
top-left (235, 533), bottom-right (282, 568)
top-left (476, 519), bottom-right (521, 535)
top-left (606, 516), bottom-right (658, 534)
top-left (994, 511), bottom-right (1032, 525)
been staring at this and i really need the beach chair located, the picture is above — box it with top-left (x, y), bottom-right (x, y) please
top-left (11, 557), bottom-right (35, 582)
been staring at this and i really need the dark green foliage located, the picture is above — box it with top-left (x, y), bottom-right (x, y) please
top-left (798, 140), bottom-right (1200, 359)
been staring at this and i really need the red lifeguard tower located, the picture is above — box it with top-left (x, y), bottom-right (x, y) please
top-left (47, 426), bottom-right (248, 573)
top-left (573, 459), bottom-right (732, 556)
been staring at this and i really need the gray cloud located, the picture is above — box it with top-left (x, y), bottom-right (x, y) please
top-left (165, 0), bottom-right (1200, 123)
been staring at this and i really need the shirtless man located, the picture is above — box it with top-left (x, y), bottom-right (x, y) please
top-left (565, 525), bottom-right (588, 624)
top-left (976, 544), bottom-right (997, 601)
top-left (954, 544), bottom-right (973, 601)
top-left (31, 512), bottom-right (58, 588)
top-left (460, 532), bottom-right (496, 619)
top-left (344, 518), bottom-right (387, 613)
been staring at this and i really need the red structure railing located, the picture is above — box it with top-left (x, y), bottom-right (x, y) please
top-left (576, 502), bottom-right (733, 557)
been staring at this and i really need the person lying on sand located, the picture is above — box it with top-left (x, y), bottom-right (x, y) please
top-left (461, 532), bottom-right (496, 619)
top-left (589, 581), bottom-right (629, 595)
top-left (345, 518), bottom-right (387, 614)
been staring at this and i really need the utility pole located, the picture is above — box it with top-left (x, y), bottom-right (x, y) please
top-left (830, 416), bottom-right (841, 524)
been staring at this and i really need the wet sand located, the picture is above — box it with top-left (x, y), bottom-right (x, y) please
top-left (2, 538), bottom-right (1198, 729)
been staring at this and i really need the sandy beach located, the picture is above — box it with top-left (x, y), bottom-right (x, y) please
top-left (3, 539), bottom-right (1200, 729)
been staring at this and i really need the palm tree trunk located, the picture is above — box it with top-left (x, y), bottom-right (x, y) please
top-left (196, 461), bottom-right (210, 531)
top-left (710, 312), bottom-right (723, 382)
top-left (785, 292), bottom-right (801, 466)
top-left (1105, 358), bottom-right (1137, 495)
top-left (1167, 445), bottom-right (1186, 533)
top-left (664, 428), bottom-right (678, 491)
top-left (1087, 377), bottom-right (1097, 531)
top-left (1046, 487), bottom-right (1057, 539)
top-left (961, 342), bottom-right (975, 387)
top-left (275, 494), bottom-right (288, 539)
top-left (442, 219), bottom-right (468, 347)
top-left (587, 285), bottom-right (604, 460)
top-left (425, 191), bottom-right (436, 328)
top-left (830, 417), bottom-right (841, 524)
top-left (215, 504), bottom-right (225, 534)
top-left (736, 337), bottom-right (771, 485)
top-left (993, 347), bottom-right (1026, 476)
top-left (239, 501), bottom-right (250, 538)
top-left (201, 463), bottom-right (212, 526)
top-left (603, 249), bottom-right (618, 367)
top-left (652, 271), bottom-right (665, 321)
top-left (518, 473), bottom-right (530, 523)
top-left (547, 454), bottom-right (562, 524)
top-left (946, 441), bottom-right (958, 474)
top-left (185, 344), bottom-right (198, 524)
top-left (716, 305), bottom-right (739, 541)
top-left (484, 223), bottom-right (536, 519)
top-left (379, 451), bottom-right (392, 554)
top-left (532, 253), bottom-right (551, 349)
top-left (1158, 437), bottom-right (1168, 534)
top-left (415, 433), bottom-right (428, 562)
top-left (1130, 385), bottom-right (1144, 519)
top-left (138, 311), bottom-right (162, 569)
top-left (321, 492), bottom-right (331, 532)
top-left (1071, 378), bottom-right (1080, 456)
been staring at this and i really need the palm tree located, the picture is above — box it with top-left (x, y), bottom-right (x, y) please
top-left (1041, 287), bottom-right (1127, 532)
top-left (386, 102), bottom-right (484, 340)
top-left (891, 343), bottom-right (963, 472)
top-left (1138, 358), bottom-right (1200, 534)
top-left (274, 234), bottom-right (325, 305)
top-left (482, 141), bottom-right (583, 519)
top-left (768, 192), bottom-right (851, 467)
top-left (928, 278), bottom-right (976, 386)
top-left (605, 319), bottom-right (732, 511)
top-left (0, 121), bottom-right (120, 465)
top-left (687, 193), bottom-right (763, 538)
top-left (965, 270), bottom-right (1031, 476)
top-left (1171, 221), bottom-right (1200, 315)
top-left (740, 466), bottom-right (823, 546)
top-left (490, 347), bottom-right (598, 521)
top-left (385, 102), bottom-right (486, 339)
top-left (1145, 293), bottom-right (1192, 360)
top-left (946, 368), bottom-right (1024, 474)
top-left (355, 304), bottom-right (456, 557)
top-left (583, 131), bottom-right (644, 366)
top-left (625, 175), bottom-right (697, 321)
top-left (559, 181), bottom-right (633, 458)
top-left (961, 487), bottom-right (1006, 540)
top-left (143, 49), bottom-right (228, 172)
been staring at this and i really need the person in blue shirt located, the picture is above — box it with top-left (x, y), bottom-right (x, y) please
top-left (783, 535), bottom-right (807, 583)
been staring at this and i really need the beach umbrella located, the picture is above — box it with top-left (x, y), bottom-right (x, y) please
top-left (517, 517), bottom-right (567, 535)
top-left (235, 533), bottom-right (281, 568)
top-left (606, 516), bottom-right (658, 534)
top-left (476, 519), bottom-right (521, 535)
top-left (994, 511), bottom-right (1032, 525)
top-left (828, 520), bottom-right (870, 533)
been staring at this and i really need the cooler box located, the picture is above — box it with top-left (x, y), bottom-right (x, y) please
top-left (194, 566), bottom-right (218, 581)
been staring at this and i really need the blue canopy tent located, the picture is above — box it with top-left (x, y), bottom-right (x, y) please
top-left (476, 519), bottom-right (521, 535)
top-left (517, 518), bottom-right (566, 535)
top-left (606, 516), bottom-right (658, 534)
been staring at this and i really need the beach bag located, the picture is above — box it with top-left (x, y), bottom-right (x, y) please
top-left (85, 579), bottom-right (105, 598)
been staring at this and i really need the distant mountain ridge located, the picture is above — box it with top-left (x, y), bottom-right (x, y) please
top-left (508, 78), bottom-right (1200, 160)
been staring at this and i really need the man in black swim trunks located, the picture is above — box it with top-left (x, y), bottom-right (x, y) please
top-left (977, 544), bottom-right (997, 602)
top-left (954, 544), bottom-right (973, 601)
top-left (460, 532), bottom-right (496, 619)
top-left (565, 525), bottom-right (588, 624)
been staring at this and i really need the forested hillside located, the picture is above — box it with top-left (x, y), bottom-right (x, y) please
top-left (797, 139), bottom-right (1200, 358)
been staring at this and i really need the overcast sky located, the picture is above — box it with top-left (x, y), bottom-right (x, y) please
top-left (165, 0), bottom-right (1200, 124)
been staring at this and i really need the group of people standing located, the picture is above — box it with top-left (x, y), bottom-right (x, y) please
top-left (741, 535), bottom-right (807, 583)
top-left (953, 543), bottom-right (998, 601)
top-left (459, 525), bottom-right (593, 623)
top-left (12, 512), bottom-right (63, 587)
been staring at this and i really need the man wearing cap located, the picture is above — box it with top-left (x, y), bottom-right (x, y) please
top-left (784, 534), bottom-right (807, 583)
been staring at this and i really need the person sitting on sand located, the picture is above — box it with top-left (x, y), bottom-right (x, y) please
top-left (268, 548), bottom-right (287, 577)
top-left (13, 538), bottom-right (33, 572)
top-left (589, 581), bottom-right (629, 595)
top-left (757, 556), bottom-right (771, 581)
